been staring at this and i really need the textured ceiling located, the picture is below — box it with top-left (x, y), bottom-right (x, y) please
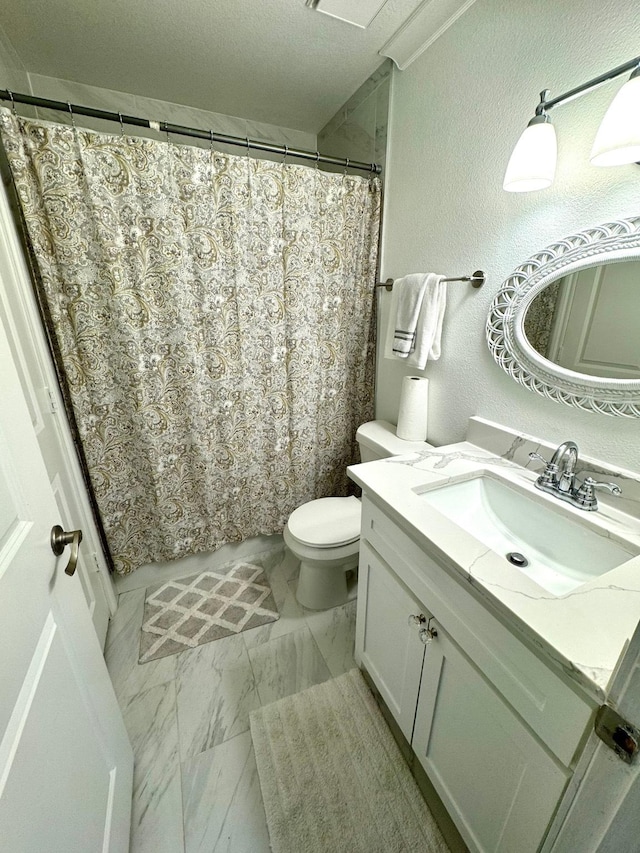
top-left (1, 0), bottom-right (424, 132)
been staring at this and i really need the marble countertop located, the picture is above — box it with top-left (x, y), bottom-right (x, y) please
top-left (348, 439), bottom-right (640, 703)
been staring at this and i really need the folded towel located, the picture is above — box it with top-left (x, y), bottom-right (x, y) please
top-left (384, 273), bottom-right (447, 368)
top-left (406, 274), bottom-right (446, 369)
top-left (391, 274), bottom-right (430, 357)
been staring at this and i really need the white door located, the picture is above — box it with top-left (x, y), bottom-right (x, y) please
top-left (0, 283), bottom-right (133, 850)
top-left (545, 620), bottom-right (640, 852)
top-left (0, 178), bottom-right (114, 645)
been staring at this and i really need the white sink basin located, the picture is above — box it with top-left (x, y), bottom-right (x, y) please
top-left (418, 473), bottom-right (638, 596)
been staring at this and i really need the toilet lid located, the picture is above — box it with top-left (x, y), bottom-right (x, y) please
top-left (288, 496), bottom-right (361, 548)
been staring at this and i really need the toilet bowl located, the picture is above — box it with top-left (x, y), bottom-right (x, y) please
top-left (284, 496), bottom-right (361, 610)
top-left (285, 420), bottom-right (433, 610)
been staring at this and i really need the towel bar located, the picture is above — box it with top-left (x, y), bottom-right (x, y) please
top-left (376, 270), bottom-right (486, 291)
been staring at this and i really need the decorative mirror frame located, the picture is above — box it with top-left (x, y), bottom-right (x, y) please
top-left (487, 215), bottom-right (640, 418)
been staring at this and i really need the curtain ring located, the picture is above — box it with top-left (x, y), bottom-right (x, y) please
top-left (343, 157), bottom-right (350, 175)
top-left (315, 151), bottom-right (320, 170)
top-left (118, 112), bottom-right (125, 136)
top-left (209, 129), bottom-right (214, 152)
top-left (246, 136), bottom-right (251, 156)
top-left (7, 90), bottom-right (16, 114)
top-left (282, 145), bottom-right (288, 165)
top-left (165, 123), bottom-right (170, 145)
top-left (67, 101), bottom-right (76, 128)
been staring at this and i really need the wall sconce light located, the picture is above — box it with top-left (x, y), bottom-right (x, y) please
top-left (504, 56), bottom-right (640, 192)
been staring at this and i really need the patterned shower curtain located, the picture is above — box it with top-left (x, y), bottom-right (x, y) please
top-left (0, 108), bottom-right (380, 574)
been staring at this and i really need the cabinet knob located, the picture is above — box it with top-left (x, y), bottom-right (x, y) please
top-left (419, 626), bottom-right (438, 645)
top-left (408, 613), bottom-right (427, 626)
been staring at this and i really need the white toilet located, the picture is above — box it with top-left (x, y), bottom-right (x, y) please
top-left (284, 420), bottom-right (433, 610)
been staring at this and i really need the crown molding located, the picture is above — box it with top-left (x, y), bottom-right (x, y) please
top-left (380, 0), bottom-right (477, 70)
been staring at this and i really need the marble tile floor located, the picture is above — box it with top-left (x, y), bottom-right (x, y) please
top-left (105, 544), bottom-right (358, 853)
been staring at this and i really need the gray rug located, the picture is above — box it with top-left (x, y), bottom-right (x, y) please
top-left (250, 668), bottom-right (450, 853)
top-left (139, 561), bottom-right (279, 662)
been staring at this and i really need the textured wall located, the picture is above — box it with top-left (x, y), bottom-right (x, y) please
top-left (378, 0), bottom-right (640, 472)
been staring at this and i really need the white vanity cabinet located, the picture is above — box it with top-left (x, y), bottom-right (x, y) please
top-left (356, 541), bottom-right (428, 742)
top-left (413, 619), bottom-right (568, 853)
top-left (355, 495), bottom-right (595, 853)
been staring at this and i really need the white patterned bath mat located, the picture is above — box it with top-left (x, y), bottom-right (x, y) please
top-left (139, 560), bottom-right (279, 662)
top-left (250, 668), bottom-right (450, 853)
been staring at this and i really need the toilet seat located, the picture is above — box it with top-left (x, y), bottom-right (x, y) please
top-left (287, 496), bottom-right (361, 548)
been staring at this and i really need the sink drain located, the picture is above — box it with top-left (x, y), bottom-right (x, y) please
top-left (506, 552), bottom-right (529, 568)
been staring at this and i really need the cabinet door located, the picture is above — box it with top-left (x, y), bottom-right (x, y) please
top-left (413, 622), bottom-right (569, 853)
top-left (355, 541), bottom-right (426, 742)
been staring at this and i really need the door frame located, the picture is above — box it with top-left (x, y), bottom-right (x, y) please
top-left (543, 623), bottom-right (640, 851)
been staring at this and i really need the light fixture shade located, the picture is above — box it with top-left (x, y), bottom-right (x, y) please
top-left (590, 73), bottom-right (640, 166)
top-left (503, 119), bottom-right (557, 192)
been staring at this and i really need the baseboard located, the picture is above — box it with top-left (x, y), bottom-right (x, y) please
top-left (114, 534), bottom-right (284, 592)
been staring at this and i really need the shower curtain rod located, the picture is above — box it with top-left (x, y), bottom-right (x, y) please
top-left (0, 89), bottom-right (382, 175)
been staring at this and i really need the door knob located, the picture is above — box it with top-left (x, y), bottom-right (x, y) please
top-left (50, 525), bottom-right (83, 576)
top-left (419, 626), bottom-right (438, 645)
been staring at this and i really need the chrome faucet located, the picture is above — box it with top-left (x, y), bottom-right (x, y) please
top-left (528, 441), bottom-right (622, 511)
top-left (550, 440), bottom-right (579, 494)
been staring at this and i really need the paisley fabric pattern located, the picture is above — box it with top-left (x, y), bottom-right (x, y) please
top-left (0, 109), bottom-right (380, 574)
top-left (523, 279), bottom-right (561, 359)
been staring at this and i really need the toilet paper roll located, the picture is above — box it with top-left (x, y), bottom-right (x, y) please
top-left (396, 376), bottom-right (429, 441)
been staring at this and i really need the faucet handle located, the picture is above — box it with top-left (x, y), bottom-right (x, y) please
top-left (528, 452), bottom-right (558, 487)
top-left (582, 477), bottom-right (622, 495)
top-left (528, 451), bottom-right (549, 466)
top-left (574, 477), bottom-right (622, 511)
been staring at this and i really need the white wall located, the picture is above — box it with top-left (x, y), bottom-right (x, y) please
top-left (0, 22), bottom-right (315, 154)
top-left (0, 23), bottom-right (30, 92)
top-left (318, 61), bottom-right (391, 175)
top-left (378, 0), bottom-right (640, 472)
top-left (25, 74), bottom-right (316, 154)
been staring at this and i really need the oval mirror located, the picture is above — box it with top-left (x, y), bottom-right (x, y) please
top-left (487, 216), bottom-right (640, 417)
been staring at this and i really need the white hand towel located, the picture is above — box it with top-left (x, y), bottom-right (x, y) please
top-left (406, 273), bottom-right (447, 369)
top-left (390, 273), bottom-right (430, 357)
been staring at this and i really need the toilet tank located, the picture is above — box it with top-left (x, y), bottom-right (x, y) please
top-left (356, 420), bottom-right (433, 462)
